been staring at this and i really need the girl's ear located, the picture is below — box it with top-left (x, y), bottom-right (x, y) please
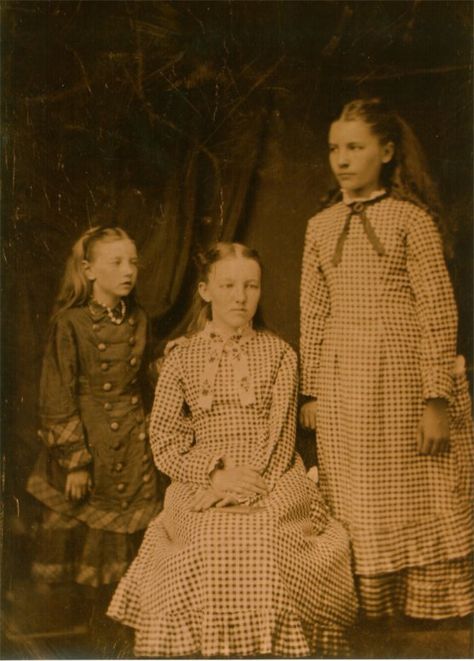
top-left (198, 281), bottom-right (211, 303)
top-left (382, 141), bottom-right (395, 164)
top-left (82, 260), bottom-right (95, 282)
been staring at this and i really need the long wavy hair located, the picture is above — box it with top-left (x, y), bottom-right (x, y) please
top-left (327, 98), bottom-right (451, 254)
top-left (53, 225), bottom-right (135, 319)
top-left (187, 242), bottom-right (265, 335)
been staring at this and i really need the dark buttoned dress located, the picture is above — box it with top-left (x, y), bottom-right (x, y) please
top-left (27, 300), bottom-right (162, 587)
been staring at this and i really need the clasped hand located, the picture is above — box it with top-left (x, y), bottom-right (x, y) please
top-left (190, 464), bottom-right (268, 512)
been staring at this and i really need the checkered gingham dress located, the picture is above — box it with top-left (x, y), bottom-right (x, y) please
top-left (108, 324), bottom-right (358, 657)
top-left (300, 194), bottom-right (473, 619)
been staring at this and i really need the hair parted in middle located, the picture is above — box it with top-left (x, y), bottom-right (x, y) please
top-left (187, 241), bottom-right (265, 334)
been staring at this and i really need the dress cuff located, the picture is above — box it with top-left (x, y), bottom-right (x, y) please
top-left (422, 369), bottom-right (454, 405)
top-left (51, 444), bottom-right (93, 472)
top-left (207, 455), bottom-right (225, 486)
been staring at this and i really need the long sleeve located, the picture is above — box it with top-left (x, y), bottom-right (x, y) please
top-left (299, 217), bottom-right (331, 398)
top-left (406, 208), bottom-right (458, 402)
top-left (149, 348), bottom-right (223, 486)
top-left (254, 344), bottom-right (298, 484)
top-left (39, 316), bottom-right (92, 472)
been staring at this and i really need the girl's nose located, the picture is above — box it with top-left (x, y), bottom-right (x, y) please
top-left (234, 286), bottom-right (246, 302)
top-left (337, 149), bottom-right (350, 167)
top-left (122, 261), bottom-right (135, 275)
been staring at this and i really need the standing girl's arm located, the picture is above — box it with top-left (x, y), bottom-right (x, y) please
top-left (299, 218), bottom-right (331, 429)
top-left (39, 315), bottom-right (92, 500)
top-left (406, 207), bottom-right (458, 455)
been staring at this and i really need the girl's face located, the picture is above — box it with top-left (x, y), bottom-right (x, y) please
top-left (199, 256), bottom-right (261, 334)
top-left (328, 119), bottom-right (394, 199)
top-left (84, 238), bottom-right (138, 308)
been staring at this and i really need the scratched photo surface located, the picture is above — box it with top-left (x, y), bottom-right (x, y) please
top-left (2, 1), bottom-right (472, 659)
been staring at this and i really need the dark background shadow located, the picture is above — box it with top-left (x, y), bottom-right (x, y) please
top-left (1, 1), bottom-right (472, 657)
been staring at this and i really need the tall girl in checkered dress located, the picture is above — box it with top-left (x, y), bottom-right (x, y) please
top-left (300, 98), bottom-right (473, 620)
top-left (108, 243), bottom-right (358, 657)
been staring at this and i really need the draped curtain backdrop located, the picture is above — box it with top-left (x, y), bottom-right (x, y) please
top-left (2, 0), bottom-right (472, 590)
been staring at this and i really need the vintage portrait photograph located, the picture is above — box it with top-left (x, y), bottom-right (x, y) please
top-left (1, 1), bottom-right (473, 659)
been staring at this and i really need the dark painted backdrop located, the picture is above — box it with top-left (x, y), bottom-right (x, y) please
top-left (2, 0), bottom-right (472, 610)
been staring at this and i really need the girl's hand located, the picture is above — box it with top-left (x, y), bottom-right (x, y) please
top-left (65, 469), bottom-right (92, 502)
top-left (190, 487), bottom-right (247, 512)
top-left (417, 399), bottom-right (450, 455)
top-left (190, 487), bottom-right (222, 512)
top-left (300, 400), bottom-right (318, 430)
top-left (210, 466), bottom-right (268, 500)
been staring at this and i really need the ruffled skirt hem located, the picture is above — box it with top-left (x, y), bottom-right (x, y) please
top-left (357, 554), bottom-right (473, 619)
top-left (107, 601), bottom-right (352, 658)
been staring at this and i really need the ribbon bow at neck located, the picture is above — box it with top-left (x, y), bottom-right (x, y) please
top-left (198, 326), bottom-right (256, 411)
top-left (332, 193), bottom-right (387, 266)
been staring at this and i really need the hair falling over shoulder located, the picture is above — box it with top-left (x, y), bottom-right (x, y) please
top-left (186, 241), bottom-right (266, 335)
top-left (52, 225), bottom-right (134, 321)
top-left (335, 98), bottom-right (452, 255)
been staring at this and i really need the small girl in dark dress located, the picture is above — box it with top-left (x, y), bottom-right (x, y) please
top-left (27, 226), bottom-right (162, 653)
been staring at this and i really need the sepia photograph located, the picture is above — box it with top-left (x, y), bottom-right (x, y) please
top-left (1, 1), bottom-right (473, 659)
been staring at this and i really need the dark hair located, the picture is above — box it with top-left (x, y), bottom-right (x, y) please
top-left (53, 225), bottom-right (135, 319)
top-left (187, 242), bottom-right (265, 334)
top-left (332, 98), bottom-right (451, 254)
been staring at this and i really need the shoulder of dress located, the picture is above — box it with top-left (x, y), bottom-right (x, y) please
top-left (307, 201), bottom-right (345, 226)
top-left (164, 335), bottom-right (191, 358)
top-left (391, 199), bottom-right (437, 235)
top-left (383, 195), bottom-right (431, 217)
top-left (50, 307), bottom-right (84, 330)
top-left (255, 330), bottom-right (296, 358)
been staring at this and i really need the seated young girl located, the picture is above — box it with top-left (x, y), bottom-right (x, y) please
top-left (107, 242), bottom-right (358, 657)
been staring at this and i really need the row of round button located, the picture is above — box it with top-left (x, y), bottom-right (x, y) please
top-left (102, 377), bottom-right (138, 392)
top-left (104, 396), bottom-right (139, 412)
top-left (110, 431), bottom-right (147, 451)
top-left (100, 356), bottom-right (137, 370)
top-left (114, 454), bottom-right (150, 474)
top-left (98, 336), bottom-right (136, 352)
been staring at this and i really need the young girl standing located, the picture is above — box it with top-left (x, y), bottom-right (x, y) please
top-left (300, 98), bottom-right (473, 620)
top-left (108, 242), bottom-right (358, 658)
top-left (27, 226), bottom-right (161, 648)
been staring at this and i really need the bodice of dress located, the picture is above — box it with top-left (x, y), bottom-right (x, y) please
top-left (317, 198), bottom-right (404, 326)
top-left (300, 195), bottom-right (458, 401)
top-left (150, 326), bottom-right (297, 487)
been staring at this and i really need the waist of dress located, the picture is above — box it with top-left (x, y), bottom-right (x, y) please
top-left (192, 408), bottom-right (266, 434)
top-left (324, 315), bottom-right (383, 330)
top-left (325, 305), bottom-right (416, 330)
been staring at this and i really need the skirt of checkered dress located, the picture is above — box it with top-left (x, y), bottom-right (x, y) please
top-left (108, 329), bottom-right (358, 657)
top-left (300, 196), bottom-right (474, 619)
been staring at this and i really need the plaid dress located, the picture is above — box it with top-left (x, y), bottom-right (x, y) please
top-left (108, 325), bottom-right (357, 657)
top-left (300, 194), bottom-right (473, 618)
